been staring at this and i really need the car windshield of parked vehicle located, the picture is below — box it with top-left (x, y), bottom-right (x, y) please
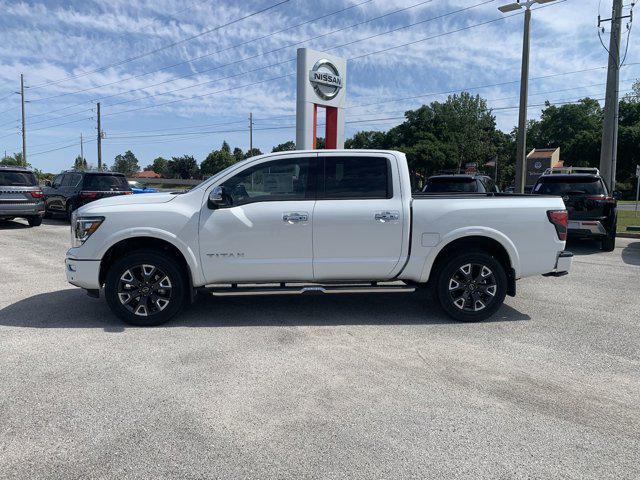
top-left (0, 171), bottom-right (37, 186)
top-left (534, 176), bottom-right (605, 195)
top-left (128, 181), bottom-right (142, 189)
top-left (423, 177), bottom-right (477, 193)
top-left (84, 174), bottom-right (129, 191)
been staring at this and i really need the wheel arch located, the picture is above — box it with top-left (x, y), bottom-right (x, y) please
top-left (99, 236), bottom-right (196, 298)
top-left (422, 232), bottom-right (518, 297)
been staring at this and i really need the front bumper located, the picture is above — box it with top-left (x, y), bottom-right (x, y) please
top-left (543, 251), bottom-right (573, 277)
top-left (66, 253), bottom-right (101, 289)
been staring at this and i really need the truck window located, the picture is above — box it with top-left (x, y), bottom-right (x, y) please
top-left (221, 157), bottom-right (312, 206)
top-left (423, 177), bottom-right (477, 193)
top-left (534, 176), bottom-right (605, 195)
top-left (321, 156), bottom-right (391, 199)
top-left (0, 170), bottom-right (37, 186)
top-left (83, 174), bottom-right (129, 191)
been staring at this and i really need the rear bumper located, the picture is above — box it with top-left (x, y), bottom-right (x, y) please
top-left (543, 251), bottom-right (573, 277)
top-left (65, 254), bottom-right (101, 289)
top-left (0, 203), bottom-right (44, 217)
top-left (568, 220), bottom-right (608, 237)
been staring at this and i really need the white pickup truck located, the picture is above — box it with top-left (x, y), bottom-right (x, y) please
top-left (65, 150), bottom-right (572, 326)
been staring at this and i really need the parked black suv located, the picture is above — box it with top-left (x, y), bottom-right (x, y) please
top-left (422, 174), bottom-right (500, 193)
top-left (532, 167), bottom-right (617, 251)
top-left (0, 166), bottom-right (45, 226)
top-left (43, 170), bottom-right (132, 220)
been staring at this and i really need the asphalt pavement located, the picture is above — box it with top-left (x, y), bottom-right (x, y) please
top-left (1, 218), bottom-right (639, 479)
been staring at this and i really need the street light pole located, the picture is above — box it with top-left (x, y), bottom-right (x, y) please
top-left (498, 0), bottom-right (556, 193)
top-left (515, 6), bottom-right (531, 194)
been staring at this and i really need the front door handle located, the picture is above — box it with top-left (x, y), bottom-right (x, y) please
top-left (374, 211), bottom-right (399, 223)
top-left (283, 212), bottom-right (309, 224)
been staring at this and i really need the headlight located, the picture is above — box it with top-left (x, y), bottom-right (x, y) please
top-left (73, 216), bottom-right (104, 247)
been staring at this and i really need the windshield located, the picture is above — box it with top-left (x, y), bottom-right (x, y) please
top-left (128, 181), bottom-right (141, 188)
top-left (83, 174), bottom-right (130, 191)
top-left (424, 177), bottom-right (477, 193)
top-left (0, 171), bottom-right (37, 186)
top-left (534, 176), bottom-right (605, 195)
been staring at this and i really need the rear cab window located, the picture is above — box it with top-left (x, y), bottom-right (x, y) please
top-left (83, 174), bottom-right (130, 191)
top-left (320, 156), bottom-right (391, 199)
top-left (0, 170), bottom-right (37, 186)
top-left (534, 176), bottom-right (606, 196)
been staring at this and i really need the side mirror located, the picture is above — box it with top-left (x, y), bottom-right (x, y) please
top-left (208, 186), bottom-right (231, 209)
top-left (44, 180), bottom-right (52, 187)
top-left (613, 190), bottom-right (622, 200)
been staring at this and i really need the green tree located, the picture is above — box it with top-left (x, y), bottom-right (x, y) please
top-left (111, 150), bottom-right (140, 176)
top-left (167, 155), bottom-right (200, 179)
top-left (272, 140), bottom-right (296, 152)
top-left (244, 147), bottom-right (263, 159)
top-left (145, 156), bottom-right (168, 175)
top-left (233, 147), bottom-right (244, 163)
top-left (201, 142), bottom-right (235, 177)
top-left (73, 155), bottom-right (88, 170)
top-left (345, 131), bottom-right (387, 149)
top-left (0, 152), bottom-right (28, 167)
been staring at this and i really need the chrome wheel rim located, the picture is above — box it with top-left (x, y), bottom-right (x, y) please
top-left (447, 263), bottom-right (497, 312)
top-left (117, 264), bottom-right (172, 316)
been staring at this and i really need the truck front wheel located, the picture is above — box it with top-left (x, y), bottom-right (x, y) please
top-left (433, 251), bottom-right (507, 322)
top-left (104, 251), bottom-right (187, 326)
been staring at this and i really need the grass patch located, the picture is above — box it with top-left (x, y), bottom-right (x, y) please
top-left (618, 210), bottom-right (640, 233)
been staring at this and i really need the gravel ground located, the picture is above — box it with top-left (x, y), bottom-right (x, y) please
top-left (1, 218), bottom-right (639, 479)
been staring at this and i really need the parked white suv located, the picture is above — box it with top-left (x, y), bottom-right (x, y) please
top-left (65, 150), bottom-right (572, 326)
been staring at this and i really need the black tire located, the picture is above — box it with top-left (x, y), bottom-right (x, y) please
top-left (601, 233), bottom-right (616, 252)
top-left (433, 250), bottom-right (507, 322)
top-left (601, 218), bottom-right (616, 252)
top-left (43, 207), bottom-right (52, 219)
top-left (105, 250), bottom-right (187, 326)
top-left (27, 216), bottom-right (42, 227)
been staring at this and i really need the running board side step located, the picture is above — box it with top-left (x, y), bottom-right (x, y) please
top-left (199, 282), bottom-right (416, 297)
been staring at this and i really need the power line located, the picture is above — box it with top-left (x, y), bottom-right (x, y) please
top-left (26, 0), bottom-right (437, 121)
top-left (26, 0), bottom-right (291, 90)
top-left (28, 0), bottom-right (376, 105)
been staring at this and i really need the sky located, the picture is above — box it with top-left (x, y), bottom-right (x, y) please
top-left (0, 0), bottom-right (637, 173)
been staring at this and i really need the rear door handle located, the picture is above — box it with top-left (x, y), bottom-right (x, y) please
top-left (374, 211), bottom-right (399, 222)
top-left (283, 212), bottom-right (309, 224)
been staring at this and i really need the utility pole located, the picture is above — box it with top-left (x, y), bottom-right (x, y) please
top-left (514, 6), bottom-right (531, 193)
top-left (249, 112), bottom-right (253, 153)
top-left (598, 0), bottom-right (630, 192)
top-left (20, 74), bottom-right (26, 165)
top-left (96, 102), bottom-right (102, 171)
top-left (80, 133), bottom-right (84, 163)
top-left (498, 0), bottom-right (557, 193)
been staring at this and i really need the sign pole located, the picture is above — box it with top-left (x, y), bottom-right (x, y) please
top-left (635, 165), bottom-right (639, 217)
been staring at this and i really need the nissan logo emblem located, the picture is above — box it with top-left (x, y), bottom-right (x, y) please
top-left (308, 59), bottom-right (343, 101)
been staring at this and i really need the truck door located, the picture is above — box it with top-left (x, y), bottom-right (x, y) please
top-left (313, 153), bottom-right (406, 281)
top-left (199, 154), bottom-right (317, 284)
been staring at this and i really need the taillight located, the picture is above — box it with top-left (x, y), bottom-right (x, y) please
top-left (586, 195), bottom-right (616, 204)
top-left (547, 210), bottom-right (568, 241)
top-left (30, 190), bottom-right (44, 199)
top-left (80, 191), bottom-right (98, 199)
top-left (123, 191), bottom-right (133, 195)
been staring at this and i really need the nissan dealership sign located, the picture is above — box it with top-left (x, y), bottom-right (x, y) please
top-left (296, 48), bottom-right (347, 150)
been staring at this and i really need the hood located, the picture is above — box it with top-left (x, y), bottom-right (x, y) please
top-left (78, 192), bottom-right (178, 213)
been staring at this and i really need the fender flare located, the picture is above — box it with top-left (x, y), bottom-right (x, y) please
top-left (97, 227), bottom-right (204, 286)
top-left (418, 226), bottom-right (521, 283)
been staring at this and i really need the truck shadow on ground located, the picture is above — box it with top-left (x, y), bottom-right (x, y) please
top-left (0, 218), bottom-right (68, 229)
top-left (621, 242), bottom-right (640, 266)
top-left (0, 288), bottom-right (530, 331)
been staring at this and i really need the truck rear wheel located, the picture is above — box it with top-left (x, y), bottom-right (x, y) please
top-left (105, 251), bottom-right (186, 326)
top-left (433, 251), bottom-right (507, 322)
